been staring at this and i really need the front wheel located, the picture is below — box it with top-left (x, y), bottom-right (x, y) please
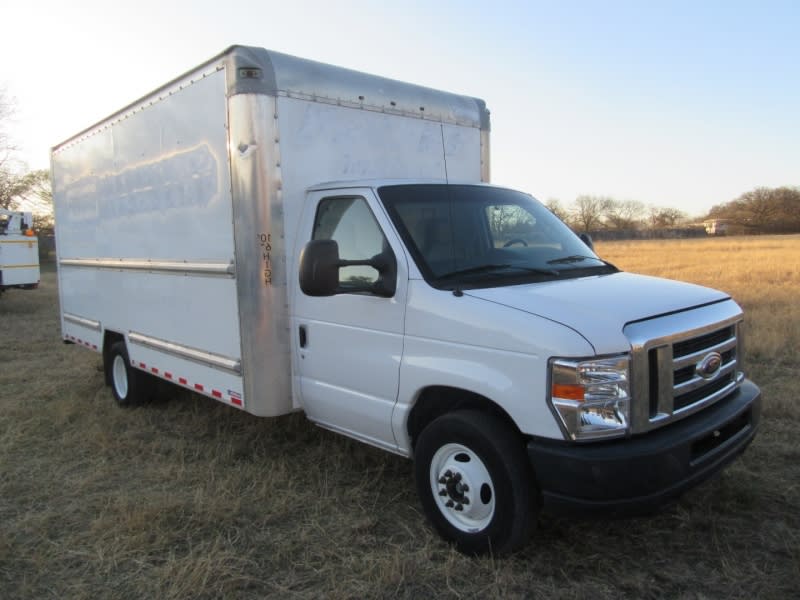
top-left (414, 410), bottom-right (536, 555)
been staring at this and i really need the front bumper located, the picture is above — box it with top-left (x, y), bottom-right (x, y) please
top-left (527, 379), bottom-right (761, 513)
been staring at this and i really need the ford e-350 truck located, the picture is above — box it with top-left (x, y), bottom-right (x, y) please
top-left (51, 45), bottom-right (760, 555)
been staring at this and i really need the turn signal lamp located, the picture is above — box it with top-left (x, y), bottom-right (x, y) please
top-left (549, 355), bottom-right (630, 440)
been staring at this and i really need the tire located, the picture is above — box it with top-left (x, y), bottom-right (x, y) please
top-left (107, 341), bottom-right (152, 407)
top-left (414, 410), bottom-right (536, 556)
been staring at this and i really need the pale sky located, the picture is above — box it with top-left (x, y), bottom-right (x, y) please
top-left (2, 0), bottom-right (798, 216)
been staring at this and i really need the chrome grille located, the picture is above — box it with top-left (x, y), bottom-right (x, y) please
top-left (625, 301), bottom-right (744, 434)
top-left (669, 325), bottom-right (737, 413)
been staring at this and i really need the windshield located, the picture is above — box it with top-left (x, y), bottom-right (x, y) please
top-left (378, 184), bottom-right (616, 289)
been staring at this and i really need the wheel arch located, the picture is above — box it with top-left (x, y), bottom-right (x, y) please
top-left (406, 386), bottom-right (523, 453)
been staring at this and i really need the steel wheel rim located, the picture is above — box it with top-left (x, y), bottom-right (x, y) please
top-left (112, 355), bottom-right (129, 400)
top-left (429, 443), bottom-right (495, 532)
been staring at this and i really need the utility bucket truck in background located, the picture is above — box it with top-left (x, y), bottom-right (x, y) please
top-left (0, 209), bottom-right (39, 293)
top-left (51, 46), bottom-right (760, 555)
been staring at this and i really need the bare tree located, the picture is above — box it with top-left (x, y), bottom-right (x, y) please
top-left (572, 195), bottom-right (612, 232)
top-left (544, 198), bottom-right (570, 223)
top-left (708, 186), bottom-right (800, 234)
top-left (648, 206), bottom-right (686, 229)
top-left (604, 199), bottom-right (646, 230)
top-left (1, 87), bottom-right (23, 209)
top-left (0, 86), bottom-right (17, 170)
top-left (0, 89), bottom-right (52, 218)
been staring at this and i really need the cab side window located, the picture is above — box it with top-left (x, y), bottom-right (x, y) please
top-left (312, 196), bottom-right (390, 287)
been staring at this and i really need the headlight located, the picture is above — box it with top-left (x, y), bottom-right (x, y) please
top-left (549, 355), bottom-right (630, 441)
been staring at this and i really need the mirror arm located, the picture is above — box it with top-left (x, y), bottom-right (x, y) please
top-left (336, 254), bottom-right (396, 297)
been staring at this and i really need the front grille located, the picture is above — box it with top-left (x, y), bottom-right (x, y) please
top-left (673, 348), bottom-right (735, 385)
top-left (650, 325), bottom-right (736, 417)
top-left (673, 326), bottom-right (734, 358)
top-left (674, 376), bottom-right (733, 411)
top-left (625, 302), bottom-right (743, 434)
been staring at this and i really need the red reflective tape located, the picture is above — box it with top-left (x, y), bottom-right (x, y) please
top-left (92, 345), bottom-right (98, 350)
top-left (231, 397), bottom-right (242, 406)
top-left (139, 362), bottom-right (146, 369)
top-left (179, 377), bottom-right (187, 385)
top-left (151, 367), bottom-right (159, 374)
top-left (212, 390), bottom-right (222, 398)
top-left (165, 372), bottom-right (173, 380)
top-left (194, 383), bottom-right (204, 392)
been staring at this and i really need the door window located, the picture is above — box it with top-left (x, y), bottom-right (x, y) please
top-left (312, 196), bottom-right (389, 287)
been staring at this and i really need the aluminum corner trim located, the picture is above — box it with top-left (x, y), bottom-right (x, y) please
top-left (224, 46), bottom-right (278, 97)
top-left (128, 331), bottom-right (241, 375)
top-left (63, 313), bottom-right (101, 331)
top-left (59, 257), bottom-right (235, 277)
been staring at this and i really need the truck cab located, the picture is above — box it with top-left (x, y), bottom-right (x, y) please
top-left (294, 180), bottom-right (760, 554)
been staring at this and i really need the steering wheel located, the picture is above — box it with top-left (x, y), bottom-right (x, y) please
top-left (503, 238), bottom-right (528, 248)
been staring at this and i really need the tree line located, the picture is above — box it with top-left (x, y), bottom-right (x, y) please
top-left (705, 187), bottom-right (800, 235)
top-left (548, 190), bottom-right (800, 236)
top-left (545, 196), bottom-right (689, 233)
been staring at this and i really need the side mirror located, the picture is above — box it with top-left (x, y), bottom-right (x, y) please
top-left (299, 240), bottom-right (341, 296)
top-left (579, 233), bottom-right (594, 251)
top-left (299, 239), bottom-right (397, 298)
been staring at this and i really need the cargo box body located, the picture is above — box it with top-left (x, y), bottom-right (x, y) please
top-left (51, 45), bottom-right (489, 416)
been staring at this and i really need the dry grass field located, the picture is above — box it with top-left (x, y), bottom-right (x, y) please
top-left (1, 235), bottom-right (798, 599)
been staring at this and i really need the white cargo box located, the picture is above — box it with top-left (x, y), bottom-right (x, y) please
top-left (51, 45), bottom-right (489, 416)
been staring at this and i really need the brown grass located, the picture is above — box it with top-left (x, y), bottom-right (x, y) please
top-left (1, 236), bottom-right (799, 599)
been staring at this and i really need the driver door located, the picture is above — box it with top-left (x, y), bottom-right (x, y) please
top-left (292, 188), bottom-right (408, 451)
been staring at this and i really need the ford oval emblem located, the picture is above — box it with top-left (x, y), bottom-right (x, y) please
top-left (696, 352), bottom-right (723, 380)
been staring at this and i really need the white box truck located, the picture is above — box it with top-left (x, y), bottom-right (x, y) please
top-left (0, 209), bottom-right (40, 293)
top-left (51, 46), bottom-right (760, 555)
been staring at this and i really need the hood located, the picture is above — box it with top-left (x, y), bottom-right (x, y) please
top-left (465, 272), bottom-right (729, 354)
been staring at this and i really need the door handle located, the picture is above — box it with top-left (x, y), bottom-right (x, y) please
top-left (299, 325), bottom-right (307, 348)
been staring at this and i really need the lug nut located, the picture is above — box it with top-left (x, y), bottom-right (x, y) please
top-left (439, 490), bottom-right (448, 496)
top-left (462, 497), bottom-right (470, 505)
top-left (438, 477), bottom-right (447, 484)
top-left (444, 470), bottom-right (452, 478)
top-left (455, 504), bottom-right (463, 511)
top-left (454, 473), bottom-right (462, 482)
top-left (445, 500), bottom-right (454, 508)
top-left (462, 484), bottom-right (469, 492)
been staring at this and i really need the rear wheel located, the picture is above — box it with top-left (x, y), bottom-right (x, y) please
top-left (107, 341), bottom-right (152, 406)
top-left (414, 410), bottom-right (535, 555)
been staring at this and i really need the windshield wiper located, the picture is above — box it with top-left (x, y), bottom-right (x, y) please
top-left (546, 255), bottom-right (618, 270)
top-left (437, 263), bottom-right (558, 280)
